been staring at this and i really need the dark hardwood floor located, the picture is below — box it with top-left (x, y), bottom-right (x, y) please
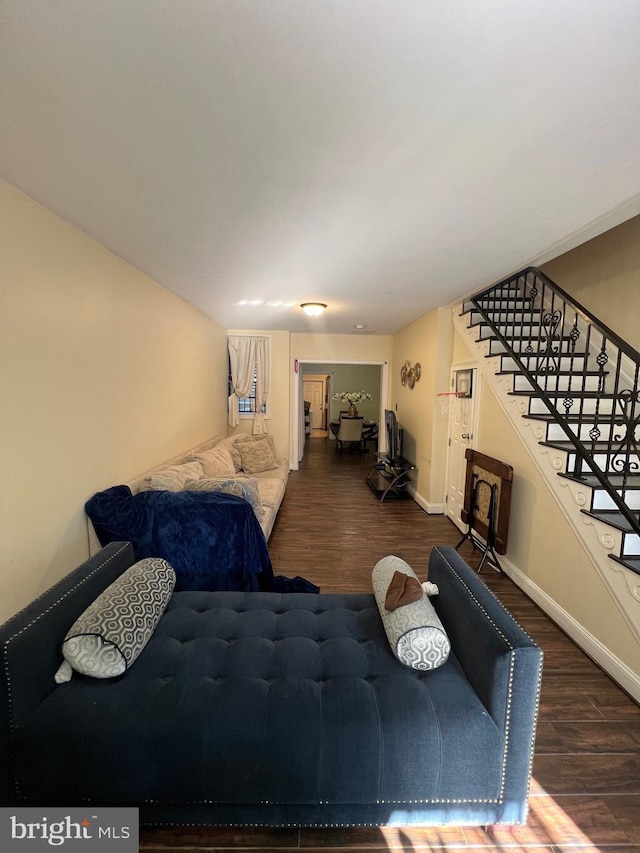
top-left (141, 437), bottom-right (640, 852)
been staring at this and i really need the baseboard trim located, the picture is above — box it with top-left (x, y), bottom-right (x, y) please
top-left (501, 555), bottom-right (640, 704)
top-left (408, 489), bottom-right (444, 515)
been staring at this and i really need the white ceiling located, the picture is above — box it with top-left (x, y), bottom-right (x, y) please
top-left (2, 0), bottom-right (640, 335)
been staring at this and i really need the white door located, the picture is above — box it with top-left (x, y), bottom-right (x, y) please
top-left (303, 380), bottom-right (325, 429)
top-left (445, 367), bottom-right (479, 531)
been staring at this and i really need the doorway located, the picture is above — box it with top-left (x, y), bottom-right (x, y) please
top-left (444, 364), bottom-right (480, 532)
top-left (294, 361), bottom-right (387, 466)
top-left (303, 375), bottom-right (329, 430)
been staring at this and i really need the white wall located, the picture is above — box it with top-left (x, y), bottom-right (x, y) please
top-left (0, 181), bottom-right (229, 623)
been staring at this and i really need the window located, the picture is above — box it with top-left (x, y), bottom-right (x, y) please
top-left (228, 358), bottom-right (265, 414)
top-left (227, 335), bottom-right (271, 428)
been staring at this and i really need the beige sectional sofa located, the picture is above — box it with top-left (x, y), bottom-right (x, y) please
top-left (87, 433), bottom-right (289, 554)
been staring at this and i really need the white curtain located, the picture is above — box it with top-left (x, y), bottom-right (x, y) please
top-left (252, 336), bottom-right (270, 434)
top-left (227, 335), bottom-right (270, 430)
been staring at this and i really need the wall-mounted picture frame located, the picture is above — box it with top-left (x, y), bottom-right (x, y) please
top-left (455, 368), bottom-right (473, 398)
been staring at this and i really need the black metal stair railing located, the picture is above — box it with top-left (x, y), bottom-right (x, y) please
top-left (466, 267), bottom-right (640, 554)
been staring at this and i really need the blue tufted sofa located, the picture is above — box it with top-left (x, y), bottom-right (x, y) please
top-left (0, 542), bottom-right (542, 828)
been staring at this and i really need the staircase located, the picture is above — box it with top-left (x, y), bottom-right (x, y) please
top-left (454, 266), bottom-right (640, 644)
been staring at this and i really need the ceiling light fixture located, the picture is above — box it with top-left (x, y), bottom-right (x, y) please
top-left (300, 302), bottom-right (327, 317)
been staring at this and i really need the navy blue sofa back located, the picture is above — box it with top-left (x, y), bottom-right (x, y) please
top-left (428, 546), bottom-right (544, 822)
top-left (0, 542), bottom-right (135, 804)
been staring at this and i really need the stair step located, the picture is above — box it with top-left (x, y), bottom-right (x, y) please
top-left (530, 419), bottom-right (626, 444)
top-left (558, 472), bottom-right (640, 510)
top-left (488, 349), bottom-right (589, 359)
top-left (508, 373), bottom-right (606, 393)
top-left (475, 291), bottom-right (530, 300)
top-left (526, 413), bottom-right (627, 424)
top-left (460, 297), bottom-right (536, 311)
top-left (538, 440), bottom-right (640, 477)
top-left (477, 323), bottom-right (577, 337)
top-left (477, 304), bottom-right (542, 313)
top-left (559, 471), bottom-right (640, 489)
top-left (510, 389), bottom-right (617, 399)
top-left (472, 298), bottom-right (532, 309)
top-left (496, 369), bottom-right (605, 378)
top-left (483, 286), bottom-right (528, 297)
top-left (580, 508), bottom-right (640, 534)
top-left (499, 354), bottom-right (590, 373)
top-left (481, 332), bottom-right (566, 340)
top-left (487, 338), bottom-right (582, 356)
top-left (468, 310), bottom-right (543, 325)
top-left (541, 438), bottom-right (637, 453)
top-left (525, 395), bottom-right (618, 416)
top-left (581, 510), bottom-right (640, 557)
top-left (608, 554), bottom-right (640, 576)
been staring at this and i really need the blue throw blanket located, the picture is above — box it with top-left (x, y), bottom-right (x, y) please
top-left (86, 486), bottom-right (274, 592)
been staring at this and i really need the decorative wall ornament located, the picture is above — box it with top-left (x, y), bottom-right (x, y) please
top-left (401, 361), bottom-right (421, 389)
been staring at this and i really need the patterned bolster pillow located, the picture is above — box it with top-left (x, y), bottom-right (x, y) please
top-left (372, 555), bottom-right (450, 671)
top-left (55, 557), bottom-right (175, 682)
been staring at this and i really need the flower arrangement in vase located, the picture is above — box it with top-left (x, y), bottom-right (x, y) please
top-left (332, 390), bottom-right (372, 418)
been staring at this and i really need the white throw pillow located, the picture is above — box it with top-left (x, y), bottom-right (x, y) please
top-left (372, 555), bottom-right (450, 671)
top-left (214, 436), bottom-right (245, 472)
top-left (190, 446), bottom-right (236, 479)
top-left (147, 460), bottom-right (204, 492)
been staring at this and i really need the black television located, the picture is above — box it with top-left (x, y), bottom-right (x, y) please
top-left (384, 409), bottom-right (403, 462)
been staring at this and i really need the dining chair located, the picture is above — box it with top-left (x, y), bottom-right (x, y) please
top-left (335, 416), bottom-right (364, 453)
top-left (362, 422), bottom-right (379, 452)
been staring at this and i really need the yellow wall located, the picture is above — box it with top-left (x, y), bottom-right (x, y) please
top-left (0, 181), bottom-right (229, 623)
top-left (292, 333), bottom-right (394, 365)
top-left (390, 308), bottom-right (453, 506)
top-left (542, 214), bottom-right (640, 351)
top-left (475, 373), bottom-right (639, 672)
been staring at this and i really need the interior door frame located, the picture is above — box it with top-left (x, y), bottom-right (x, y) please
top-left (303, 375), bottom-right (328, 430)
top-left (444, 361), bottom-right (481, 531)
top-left (292, 360), bottom-right (388, 467)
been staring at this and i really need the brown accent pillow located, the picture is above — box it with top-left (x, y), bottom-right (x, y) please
top-left (385, 571), bottom-right (423, 611)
